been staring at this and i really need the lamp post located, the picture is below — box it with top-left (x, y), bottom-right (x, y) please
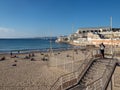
top-left (110, 17), bottom-right (113, 58)
top-left (50, 37), bottom-right (53, 56)
top-left (72, 24), bottom-right (74, 72)
top-left (110, 17), bottom-right (114, 90)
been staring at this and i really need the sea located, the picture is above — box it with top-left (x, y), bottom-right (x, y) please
top-left (0, 38), bottom-right (72, 53)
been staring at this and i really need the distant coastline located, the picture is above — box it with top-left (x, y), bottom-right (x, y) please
top-left (0, 38), bottom-right (71, 53)
top-left (0, 36), bottom-right (57, 39)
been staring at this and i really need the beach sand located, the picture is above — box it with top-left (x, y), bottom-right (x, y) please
top-left (0, 49), bottom-right (119, 90)
top-left (0, 49), bottom-right (89, 90)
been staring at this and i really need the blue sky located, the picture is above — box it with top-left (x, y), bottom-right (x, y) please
top-left (0, 0), bottom-right (120, 38)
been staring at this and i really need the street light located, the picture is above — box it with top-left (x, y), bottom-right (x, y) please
top-left (110, 17), bottom-right (114, 58)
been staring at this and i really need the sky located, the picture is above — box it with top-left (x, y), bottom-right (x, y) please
top-left (0, 0), bottom-right (120, 38)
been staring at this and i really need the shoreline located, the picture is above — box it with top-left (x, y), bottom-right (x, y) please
top-left (0, 45), bottom-right (86, 55)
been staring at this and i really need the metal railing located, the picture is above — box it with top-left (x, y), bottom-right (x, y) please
top-left (50, 48), bottom-right (117, 90)
top-left (50, 50), bottom-right (97, 90)
top-left (85, 49), bottom-right (117, 90)
top-left (86, 59), bottom-right (116, 90)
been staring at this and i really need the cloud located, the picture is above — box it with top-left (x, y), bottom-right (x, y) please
top-left (0, 27), bottom-right (41, 38)
top-left (0, 27), bottom-right (17, 38)
top-left (0, 27), bottom-right (33, 38)
top-left (0, 27), bottom-right (14, 33)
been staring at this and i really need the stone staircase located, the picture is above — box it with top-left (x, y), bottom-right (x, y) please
top-left (70, 58), bottom-right (112, 90)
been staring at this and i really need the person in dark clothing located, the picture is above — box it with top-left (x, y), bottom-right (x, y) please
top-left (100, 43), bottom-right (105, 58)
top-left (10, 51), bottom-right (13, 56)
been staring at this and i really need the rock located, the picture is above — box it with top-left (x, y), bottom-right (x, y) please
top-left (14, 60), bottom-right (17, 62)
top-left (31, 58), bottom-right (36, 61)
top-left (12, 64), bottom-right (17, 66)
top-left (0, 56), bottom-right (5, 61)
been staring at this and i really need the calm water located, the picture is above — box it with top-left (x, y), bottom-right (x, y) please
top-left (0, 38), bottom-right (71, 52)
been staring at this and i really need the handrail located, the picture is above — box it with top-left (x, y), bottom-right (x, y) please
top-left (50, 58), bottom-right (89, 89)
top-left (50, 50), bottom-right (94, 90)
top-left (50, 48), bottom-right (114, 90)
top-left (103, 59), bottom-right (116, 90)
top-left (86, 60), bottom-right (112, 87)
top-left (85, 52), bottom-right (117, 90)
top-left (86, 59), bottom-right (111, 87)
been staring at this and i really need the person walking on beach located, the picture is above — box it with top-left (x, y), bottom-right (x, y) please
top-left (10, 51), bottom-right (13, 56)
top-left (100, 43), bottom-right (105, 58)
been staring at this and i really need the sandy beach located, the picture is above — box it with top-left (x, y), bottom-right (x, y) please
top-left (0, 48), bottom-right (120, 90)
top-left (0, 49), bottom-right (89, 90)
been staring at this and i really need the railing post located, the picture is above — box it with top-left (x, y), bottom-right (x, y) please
top-left (100, 79), bottom-right (103, 90)
top-left (112, 73), bottom-right (114, 90)
top-left (91, 50), bottom-right (93, 58)
top-left (64, 59), bottom-right (65, 71)
top-left (96, 49), bottom-right (98, 56)
top-left (60, 77), bottom-right (63, 90)
top-left (110, 79), bottom-right (113, 90)
top-left (75, 72), bottom-right (78, 82)
top-left (86, 86), bottom-right (88, 90)
top-left (94, 82), bottom-right (96, 90)
top-left (92, 49), bottom-right (96, 59)
top-left (56, 57), bottom-right (57, 68)
top-left (97, 49), bottom-right (99, 55)
top-left (92, 50), bottom-right (94, 58)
